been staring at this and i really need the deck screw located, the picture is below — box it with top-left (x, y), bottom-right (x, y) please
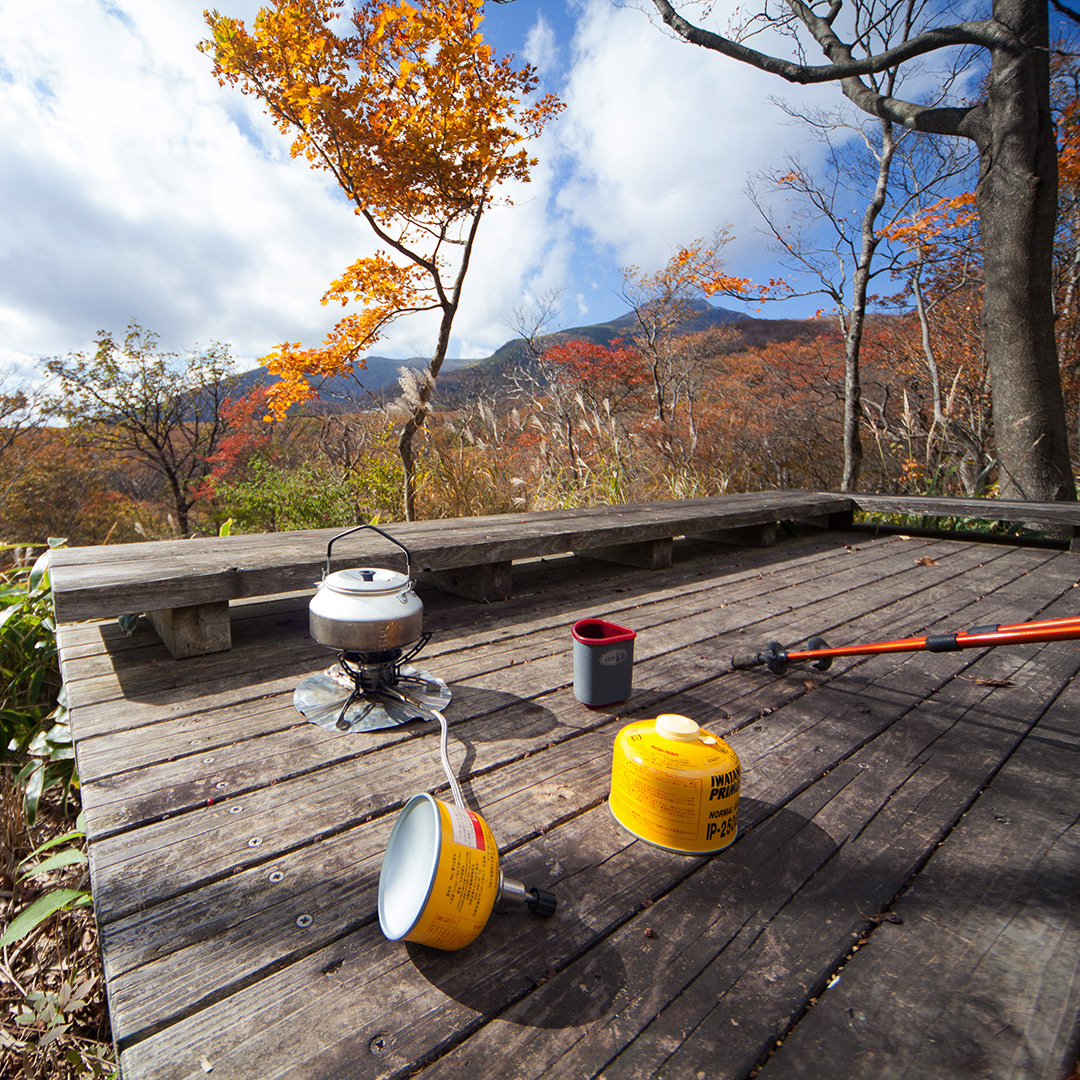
top-left (268, 871), bottom-right (285, 883)
top-left (216, 781), bottom-right (228, 789)
top-left (368, 1034), bottom-right (389, 1055)
top-left (229, 806), bottom-right (243, 814)
top-left (202, 757), bottom-right (215, 764)
top-left (247, 837), bottom-right (262, 848)
top-left (296, 914), bottom-right (313, 928)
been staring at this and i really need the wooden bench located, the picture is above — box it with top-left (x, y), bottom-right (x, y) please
top-left (843, 492), bottom-right (1080, 547)
top-left (47, 490), bottom-right (854, 658)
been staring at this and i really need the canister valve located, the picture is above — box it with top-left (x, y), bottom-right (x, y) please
top-left (527, 887), bottom-right (557, 917)
top-left (500, 875), bottom-right (557, 917)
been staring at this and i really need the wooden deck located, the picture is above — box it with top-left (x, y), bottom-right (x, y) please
top-left (57, 522), bottom-right (1080, 1079)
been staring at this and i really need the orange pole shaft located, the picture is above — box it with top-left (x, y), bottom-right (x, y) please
top-left (786, 615), bottom-right (1080, 662)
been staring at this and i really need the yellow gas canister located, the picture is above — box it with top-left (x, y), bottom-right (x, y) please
top-left (379, 794), bottom-right (501, 951)
top-left (609, 713), bottom-right (741, 854)
top-left (378, 792), bottom-right (558, 951)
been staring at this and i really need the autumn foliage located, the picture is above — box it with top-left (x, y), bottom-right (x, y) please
top-left (12, 43), bottom-right (1080, 544)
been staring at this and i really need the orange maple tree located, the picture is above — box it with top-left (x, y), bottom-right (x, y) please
top-left (202, 0), bottom-right (562, 518)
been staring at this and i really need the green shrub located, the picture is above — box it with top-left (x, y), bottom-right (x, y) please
top-left (212, 458), bottom-right (400, 532)
top-left (1, 540), bottom-right (72, 824)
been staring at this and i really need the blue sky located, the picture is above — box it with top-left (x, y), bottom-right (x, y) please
top-left (1, 0), bottom-right (873, 380)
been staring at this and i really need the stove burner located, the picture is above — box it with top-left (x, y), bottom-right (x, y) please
top-left (293, 636), bottom-right (450, 733)
top-left (340, 647), bottom-right (408, 694)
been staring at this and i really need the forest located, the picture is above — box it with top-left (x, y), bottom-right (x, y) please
top-left (0, 211), bottom-right (1078, 551)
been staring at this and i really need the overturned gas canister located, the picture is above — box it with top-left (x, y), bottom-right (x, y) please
top-left (609, 713), bottom-right (741, 855)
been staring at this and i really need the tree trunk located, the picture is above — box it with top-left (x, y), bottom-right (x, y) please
top-left (399, 304), bottom-right (455, 521)
top-left (978, 0), bottom-right (1074, 501)
top-left (841, 118), bottom-right (895, 491)
top-left (167, 472), bottom-right (190, 537)
top-left (840, 325), bottom-right (863, 491)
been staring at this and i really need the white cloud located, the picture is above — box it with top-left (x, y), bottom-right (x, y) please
top-left (554, 0), bottom-right (837, 287)
top-left (524, 14), bottom-right (560, 77)
top-left (0, 0), bottom-right (369, 371)
top-left (0, 0), bottom-right (843, 383)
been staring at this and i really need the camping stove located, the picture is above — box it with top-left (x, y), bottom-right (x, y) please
top-left (291, 524), bottom-right (451, 733)
top-left (293, 638), bottom-right (452, 733)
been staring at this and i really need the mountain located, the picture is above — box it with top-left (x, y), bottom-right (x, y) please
top-left (229, 353), bottom-right (475, 408)
top-left (229, 301), bottom-right (825, 411)
top-left (481, 298), bottom-right (749, 371)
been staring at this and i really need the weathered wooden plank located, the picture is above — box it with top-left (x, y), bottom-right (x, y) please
top-left (97, 727), bottom-right (619, 1041)
top-left (55, 526), bottom-right (1080, 1080)
top-left (84, 570), bottom-right (989, 1041)
top-left (111, 807), bottom-right (664, 1080)
top-left (71, 534), bottom-right (1036, 821)
top-left (109, 589), bottom-right (1080, 1080)
top-left (576, 537), bottom-right (674, 569)
top-left (74, 536), bottom-right (1018, 830)
top-left (421, 560), bottom-right (513, 602)
top-left (848, 492), bottom-right (1080, 527)
top-left (58, 529), bottom-right (908, 730)
top-left (691, 522), bottom-right (778, 547)
top-left (146, 601), bottom-right (232, 658)
top-left (753, 668), bottom-right (1080, 1080)
top-left (395, 552), bottom-right (1080, 1075)
top-left (55, 529), bottom-right (851, 690)
top-left (591, 639), bottom-right (1080, 1080)
top-left (408, 591), bottom-right (1080, 1080)
top-left (793, 506), bottom-right (856, 531)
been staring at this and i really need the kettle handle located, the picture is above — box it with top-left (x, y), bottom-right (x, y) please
top-left (324, 524), bottom-right (412, 581)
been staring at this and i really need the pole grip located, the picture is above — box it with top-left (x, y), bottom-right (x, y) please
top-left (731, 652), bottom-right (763, 670)
top-left (925, 633), bottom-right (961, 652)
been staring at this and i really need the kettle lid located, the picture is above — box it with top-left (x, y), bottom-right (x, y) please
top-left (323, 567), bottom-right (411, 595)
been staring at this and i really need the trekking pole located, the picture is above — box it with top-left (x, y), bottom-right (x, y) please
top-left (730, 615), bottom-right (1080, 676)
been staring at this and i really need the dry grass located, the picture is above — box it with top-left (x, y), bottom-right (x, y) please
top-left (0, 771), bottom-right (115, 1079)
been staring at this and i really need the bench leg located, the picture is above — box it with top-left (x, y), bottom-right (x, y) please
top-left (692, 522), bottom-right (778, 548)
top-left (147, 602), bottom-right (232, 659)
top-left (576, 537), bottom-right (673, 570)
top-left (791, 508), bottom-right (855, 531)
top-left (421, 562), bottom-right (513, 602)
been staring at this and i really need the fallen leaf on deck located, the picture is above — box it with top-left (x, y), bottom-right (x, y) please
top-left (914, 557), bottom-right (939, 567)
top-left (962, 676), bottom-right (1016, 688)
top-left (868, 911), bottom-right (904, 925)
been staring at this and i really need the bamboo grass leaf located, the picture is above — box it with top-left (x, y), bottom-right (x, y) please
top-left (0, 889), bottom-right (91, 948)
top-left (18, 848), bottom-right (88, 880)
